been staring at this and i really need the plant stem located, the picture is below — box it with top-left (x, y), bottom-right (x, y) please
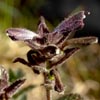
top-left (43, 72), bottom-right (52, 100)
top-left (46, 88), bottom-right (52, 100)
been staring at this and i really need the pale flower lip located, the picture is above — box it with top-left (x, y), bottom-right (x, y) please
top-left (6, 28), bottom-right (40, 41)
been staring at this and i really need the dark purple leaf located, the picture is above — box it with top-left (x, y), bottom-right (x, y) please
top-left (0, 94), bottom-right (3, 99)
top-left (13, 57), bottom-right (31, 66)
top-left (25, 37), bottom-right (48, 50)
top-left (0, 93), bottom-right (9, 100)
top-left (50, 48), bottom-right (79, 69)
top-left (51, 69), bottom-right (64, 92)
top-left (4, 79), bottom-right (26, 97)
top-left (37, 16), bottom-right (49, 36)
top-left (0, 80), bottom-right (8, 92)
top-left (25, 39), bottom-right (43, 50)
top-left (61, 36), bottom-right (98, 49)
top-left (0, 66), bottom-right (26, 99)
top-left (0, 66), bottom-right (9, 91)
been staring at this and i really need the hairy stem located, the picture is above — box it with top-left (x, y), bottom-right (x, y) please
top-left (43, 72), bottom-right (52, 100)
top-left (46, 88), bottom-right (52, 100)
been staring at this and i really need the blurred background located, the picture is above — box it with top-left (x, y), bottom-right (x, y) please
top-left (0, 0), bottom-right (100, 100)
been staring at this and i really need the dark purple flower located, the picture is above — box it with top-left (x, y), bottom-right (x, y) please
top-left (6, 11), bottom-right (98, 93)
top-left (6, 11), bottom-right (98, 69)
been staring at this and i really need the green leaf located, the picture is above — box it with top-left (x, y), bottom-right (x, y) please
top-left (13, 85), bottom-right (35, 99)
top-left (19, 94), bottom-right (27, 100)
top-left (9, 68), bottom-right (17, 83)
top-left (9, 68), bottom-right (25, 83)
top-left (15, 69), bottom-right (24, 79)
top-left (57, 93), bottom-right (83, 100)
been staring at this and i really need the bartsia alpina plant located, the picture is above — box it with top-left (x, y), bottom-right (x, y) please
top-left (6, 11), bottom-right (98, 100)
top-left (0, 66), bottom-right (25, 100)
